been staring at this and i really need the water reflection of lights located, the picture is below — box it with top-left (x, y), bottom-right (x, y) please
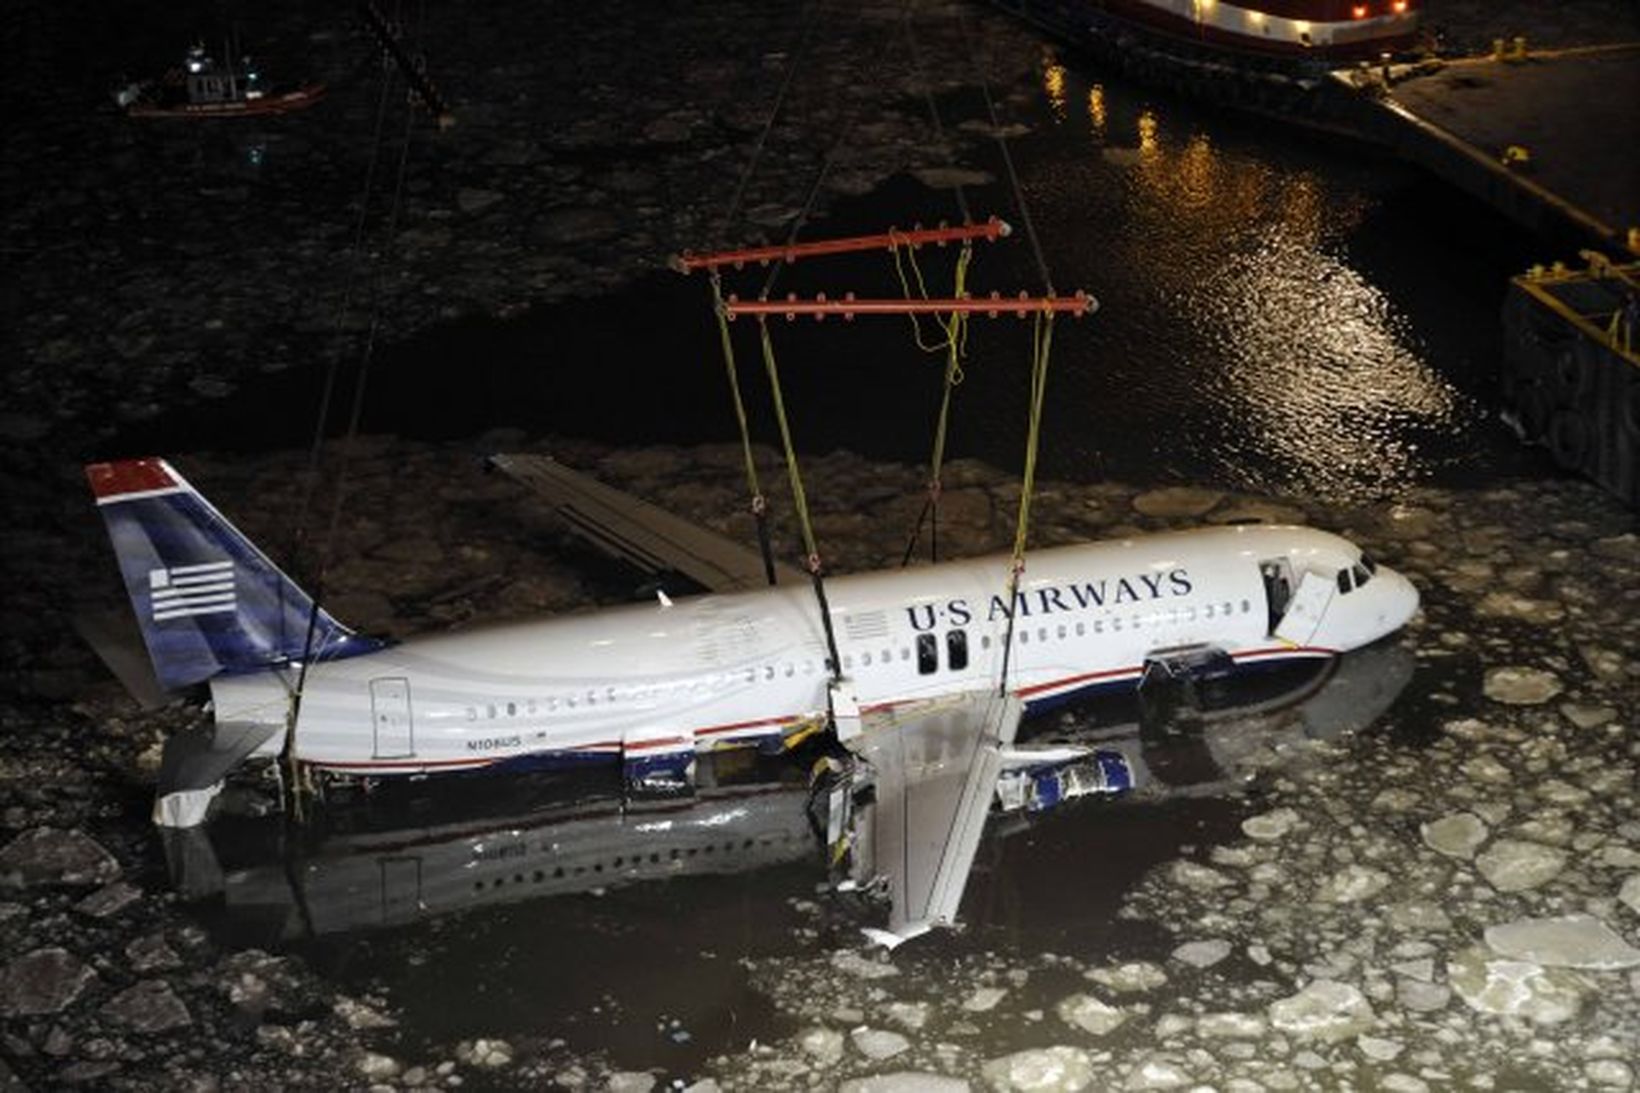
top-left (1071, 73), bottom-right (1464, 496)
top-left (1136, 110), bottom-right (1160, 158)
top-left (1087, 85), bottom-right (1106, 137)
top-left (1043, 59), bottom-right (1068, 122)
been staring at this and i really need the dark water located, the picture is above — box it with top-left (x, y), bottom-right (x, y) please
top-left (113, 57), bottom-right (1552, 502)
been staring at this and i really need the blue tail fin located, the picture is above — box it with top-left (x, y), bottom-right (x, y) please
top-left (87, 458), bottom-right (380, 691)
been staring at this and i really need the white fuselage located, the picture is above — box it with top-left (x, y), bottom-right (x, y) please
top-left (210, 524), bottom-right (1417, 775)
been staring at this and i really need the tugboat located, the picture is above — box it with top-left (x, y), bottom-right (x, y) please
top-left (116, 42), bottom-right (325, 119)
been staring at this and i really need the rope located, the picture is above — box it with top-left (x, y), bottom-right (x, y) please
top-left (715, 0), bottom-right (829, 246)
top-left (996, 313), bottom-right (1054, 696)
top-left (898, 241), bottom-right (971, 566)
top-left (283, 2), bottom-right (423, 817)
top-left (710, 271), bottom-right (778, 585)
top-left (963, 9), bottom-right (1054, 296)
top-left (757, 318), bottom-right (844, 679)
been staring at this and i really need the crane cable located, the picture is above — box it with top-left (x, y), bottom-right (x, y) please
top-left (706, 0), bottom-right (829, 587)
top-left (897, 1), bottom-right (975, 567)
top-left (283, 0), bottom-right (424, 819)
top-left (756, 319), bottom-right (845, 682)
top-left (959, 7), bottom-right (1060, 696)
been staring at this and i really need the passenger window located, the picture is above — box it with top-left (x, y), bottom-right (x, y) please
top-left (487, 704), bottom-right (497, 719)
top-left (1038, 628), bottom-right (1047, 642)
top-left (1205, 604), bottom-right (1215, 618)
top-left (862, 652), bottom-right (873, 667)
top-left (1075, 622), bottom-right (1085, 636)
top-left (947, 629), bottom-right (969, 671)
top-left (917, 633), bottom-right (938, 675)
top-left (1057, 625), bottom-right (1067, 640)
top-left (507, 702), bottom-right (516, 716)
top-left (1019, 629), bottom-right (1029, 644)
top-left (1112, 618), bottom-right (1122, 631)
top-left (1240, 599), bottom-right (1251, 614)
top-left (1093, 619), bottom-right (1103, 633)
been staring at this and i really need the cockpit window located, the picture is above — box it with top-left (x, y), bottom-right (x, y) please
top-left (1360, 554), bottom-right (1378, 576)
top-left (1352, 563), bottom-right (1371, 587)
top-left (1337, 569), bottom-right (1354, 594)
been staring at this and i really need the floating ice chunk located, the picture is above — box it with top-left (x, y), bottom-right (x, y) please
top-left (1371, 787), bottom-right (1421, 813)
top-left (981, 1045), bottom-right (1095, 1092)
top-left (1086, 961), bottom-right (1167, 993)
top-left (354, 1052), bottom-right (400, 1081)
top-left (1266, 980), bottom-right (1375, 1041)
top-left (963, 987), bottom-right (1008, 1013)
top-left (1390, 958), bottom-right (1435, 982)
top-left (1621, 875), bottom-right (1640, 916)
top-left (1168, 860), bottom-right (1234, 891)
top-left (1378, 1075), bottom-right (1431, 1093)
top-left (886, 1001), bottom-right (931, 1031)
top-left (840, 1073), bottom-right (971, 1093)
top-left (1195, 1012), bottom-right (1266, 1038)
top-left (1356, 1034), bottom-right (1404, 1062)
top-left (1538, 778), bottom-right (1591, 805)
top-left (1484, 914), bottom-right (1640, 970)
top-left (1461, 755), bottom-right (1512, 786)
top-left (606, 1073), bottom-right (656, 1093)
top-left (456, 1038), bottom-right (514, 1069)
top-left (1056, 993), bottom-right (1128, 1036)
top-left (1396, 979), bottom-right (1451, 1013)
top-left (1475, 839), bottom-right (1566, 892)
top-left (1421, 812), bottom-right (1489, 859)
top-left (799, 1027), bottom-right (845, 1067)
top-left (832, 949), bottom-right (900, 979)
top-left (1122, 1054), bottom-right (1194, 1089)
top-left (851, 1027), bottom-right (911, 1061)
top-left (1561, 704), bottom-right (1617, 730)
top-left (1476, 592), bottom-right (1564, 624)
top-left (1132, 487), bottom-right (1221, 518)
top-left (1584, 1060), bottom-right (1635, 1088)
top-left (1316, 865), bottom-right (1391, 904)
top-left (1482, 667), bottom-right (1563, 705)
top-left (1171, 940), bottom-right (1232, 968)
top-left (1447, 945), bottom-right (1585, 1023)
top-left (1242, 808), bottom-right (1300, 842)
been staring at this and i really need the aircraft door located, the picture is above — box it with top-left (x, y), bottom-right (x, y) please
top-left (376, 856), bottom-right (422, 925)
top-left (1259, 559), bottom-right (1295, 633)
top-left (1274, 571), bottom-right (1335, 646)
top-left (369, 676), bottom-right (415, 758)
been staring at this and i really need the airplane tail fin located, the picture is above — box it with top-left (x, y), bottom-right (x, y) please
top-left (86, 458), bottom-right (379, 691)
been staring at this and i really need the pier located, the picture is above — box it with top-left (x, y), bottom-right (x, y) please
top-left (1332, 43), bottom-right (1640, 255)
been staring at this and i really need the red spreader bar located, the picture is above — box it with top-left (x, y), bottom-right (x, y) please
top-left (721, 290), bottom-right (1097, 321)
top-left (673, 217), bottom-right (1012, 273)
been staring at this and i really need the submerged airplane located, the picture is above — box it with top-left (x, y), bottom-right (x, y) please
top-left (88, 454), bottom-right (1418, 939)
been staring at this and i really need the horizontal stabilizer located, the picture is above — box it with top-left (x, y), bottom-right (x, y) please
top-left (489, 452), bottom-right (804, 593)
top-left (158, 721), bottom-right (284, 795)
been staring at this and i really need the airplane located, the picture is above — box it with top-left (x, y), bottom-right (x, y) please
top-left (87, 453), bottom-right (1419, 940)
top-left (161, 644), bottom-right (1415, 943)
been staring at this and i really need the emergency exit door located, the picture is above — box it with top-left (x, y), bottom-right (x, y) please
top-left (369, 676), bottom-right (414, 758)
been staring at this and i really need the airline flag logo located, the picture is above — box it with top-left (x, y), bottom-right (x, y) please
top-left (148, 560), bottom-right (236, 622)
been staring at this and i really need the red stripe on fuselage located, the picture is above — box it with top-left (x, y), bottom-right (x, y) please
top-left (86, 458), bottom-right (179, 500)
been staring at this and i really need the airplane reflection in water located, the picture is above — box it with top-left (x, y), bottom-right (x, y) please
top-left (167, 643), bottom-right (1414, 942)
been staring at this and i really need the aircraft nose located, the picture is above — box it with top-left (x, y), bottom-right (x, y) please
top-left (1385, 567), bottom-right (1420, 629)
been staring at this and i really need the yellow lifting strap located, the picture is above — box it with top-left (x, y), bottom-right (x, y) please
top-left (757, 317), bottom-right (845, 681)
top-left (897, 239), bottom-right (973, 566)
top-left (710, 272), bottom-right (779, 586)
top-left (997, 312), bottom-right (1055, 696)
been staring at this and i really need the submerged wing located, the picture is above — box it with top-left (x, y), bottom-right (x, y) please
top-left (489, 452), bottom-right (804, 594)
top-left (848, 691), bottom-right (1025, 942)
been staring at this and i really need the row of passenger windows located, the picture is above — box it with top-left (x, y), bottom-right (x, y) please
top-left (461, 598), bottom-right (1260, 716)
top-left (470, 833), bottom-right (796, 891)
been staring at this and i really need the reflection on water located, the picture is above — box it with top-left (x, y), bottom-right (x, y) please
top-left (978, 56), bottom-right (1519, 499)
top-left (165, 644), bottom-right (1415, 1066)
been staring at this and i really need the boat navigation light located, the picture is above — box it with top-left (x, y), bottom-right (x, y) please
top-left (1351, 4), bottom-right (1369, 18)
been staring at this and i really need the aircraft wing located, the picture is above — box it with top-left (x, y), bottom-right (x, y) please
top-left (488, 452), bottom-right (804, 593)
top-left (845, 691), bottom-right (1026, 943)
